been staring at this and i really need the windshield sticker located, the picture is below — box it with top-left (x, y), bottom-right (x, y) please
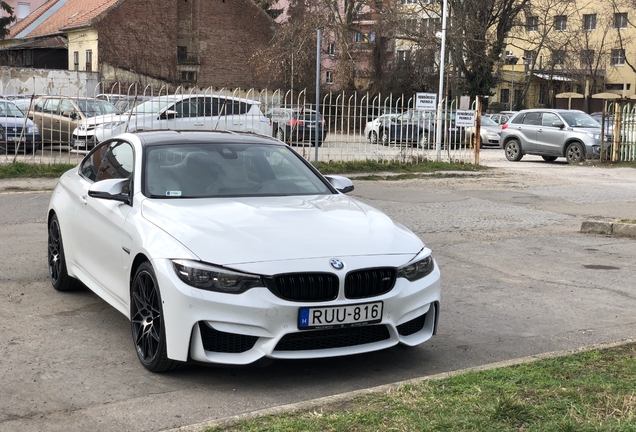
top-left (166, 191), bottom-right (182, 197)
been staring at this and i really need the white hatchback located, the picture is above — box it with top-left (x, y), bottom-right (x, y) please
top-left (71, 94), bottom-right (272, 150)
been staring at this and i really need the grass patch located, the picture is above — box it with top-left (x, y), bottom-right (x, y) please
top-left (317, 160), bottom-right (485, 175)
top-left (597, 160), bottom-right (636, 169)
top-left (0, 162), bottom-right (76, 179)
top-left (206, 343), bottom-right (636, 432)
top-left (618, 219), bottom-right (636, 225)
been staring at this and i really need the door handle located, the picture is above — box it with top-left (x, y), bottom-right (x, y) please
top-left (80, 195), bottom-right (87, 205)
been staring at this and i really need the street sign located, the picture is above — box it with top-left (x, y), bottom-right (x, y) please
top-left (415, 92), bottom-right (437, 110)
top-left (455, 110), bottom-right (476, 127)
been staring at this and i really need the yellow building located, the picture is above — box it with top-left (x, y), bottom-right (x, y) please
top-left (495, 0), bottom-right (636, 112)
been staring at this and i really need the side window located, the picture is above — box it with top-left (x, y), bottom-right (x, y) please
top-left (59, 100), bottom-right (77, 118)
top-left (34, 99), bottom-right (46, 111)
top-left (511, 114), bottom-right (524, 124)
top-left (541, 113), bottom-right (560, 127)
top-left (44, 98), bottom-right (60, 114)
top-left (522, 112), bottom-right (541, 125)
top-left (172, 100), bottom-right (198, 118)
top-left (80, 140), bottom-right (134, 188)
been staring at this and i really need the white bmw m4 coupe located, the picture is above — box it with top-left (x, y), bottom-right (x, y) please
top-left (47, 130), bottom-right (441, 372)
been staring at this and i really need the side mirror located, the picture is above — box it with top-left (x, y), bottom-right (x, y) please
top-left (324, 175), bottom-right (354, 194)
top-left (552, 121), bottom-right (564, 129)
top-left (160, 110), bottom-right (178, 120)
top-left (88, 178), bottom-right (131, 204)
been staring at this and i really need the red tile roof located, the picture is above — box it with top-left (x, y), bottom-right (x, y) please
top-left (9, 0), bottom-right (121, 39)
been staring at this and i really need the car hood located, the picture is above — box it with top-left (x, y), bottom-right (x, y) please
top-left (481, 125), bottom-right (502, 133)
top-left (81, 113), bottom-right (129, 127)
top-left (141, 194), bottom-right (422, 265)
top-left (0, 116), bottom-right (35, 128)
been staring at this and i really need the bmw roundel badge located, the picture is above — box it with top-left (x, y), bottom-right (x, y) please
top-left (329, 258), bottom-right (344, 270)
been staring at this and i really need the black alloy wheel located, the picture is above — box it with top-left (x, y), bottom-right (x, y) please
top-left (565, 142), bottom-right (585, 163)
top-left (131, 262), bottom-right (176, 372)
top-left (47, 214), bottom-right (80, 291)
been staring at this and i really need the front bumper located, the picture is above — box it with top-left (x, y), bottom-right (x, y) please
top-left (152, 256), bottom-right (441, 364)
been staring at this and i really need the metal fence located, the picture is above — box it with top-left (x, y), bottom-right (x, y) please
top-left (604, 101), bottom-right (636, 162)
top-left (0, 83), bottom-right (479, 165)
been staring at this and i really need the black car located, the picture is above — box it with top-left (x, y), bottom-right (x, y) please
top-left (378, 110), bottom-right (462, 148)
top-left (0, 100), bottom-right (41, 154)
top-left (266, 107), bottom-right (328, 146)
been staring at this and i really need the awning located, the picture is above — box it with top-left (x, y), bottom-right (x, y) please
top-left (533, 73), bottom-right (574, 82)
top-left (591, 92), bottom-right (622, 100)
top-left (0, 36), bottom-right (67, 51)
top-left (556, 92), bottom-right (584, 99)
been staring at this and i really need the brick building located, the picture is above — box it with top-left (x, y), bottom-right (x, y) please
top-left (0, 0), bottom-right (278, 89)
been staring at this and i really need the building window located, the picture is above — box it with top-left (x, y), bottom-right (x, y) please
top-left (17, 2), bottom-right (30, 19)
top-left (526, 16), bottom-right (538, 32)
top-left (327, 43), bottom-right (335, 56)
top-left (181, 71), bottom-right (196, 81)
top-left (397, 50), bottom-right (410, 62)
top-left (402, 0), bottom-right (416, 4)
top-left (500, 88), bottom-right (510, 104)
top-left (85, 50), bottom-right (92, 72)
top-left (524, 50), bottom-right (537, 68)
top-left (325, 71), bottom-right (333, 84)
top-left (614, 13), bottom-right (628, 29)
top-left (611, 49), bottom-right (625, 66)
top-left (177, 46), bottom-right (188, 62)
top-left (554, 15), bottom-right (567, 31)
top-left (354, 32), bottom-right (363, 43)
top-left (606, 83), bottom-right (624, 91)
top-left (551, 49), bottom-right (566, 66)
top-left (583, 14), bottom-right (596, 31)
top-left (580, 49), bottom-right (594, 68)
top-left (73, 51), bottom-right (79, 71)
top-left (421, 17), bottom-right (441, 32)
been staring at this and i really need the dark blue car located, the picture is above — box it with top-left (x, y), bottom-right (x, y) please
top-left (0, 100), bottom-right (41, 154)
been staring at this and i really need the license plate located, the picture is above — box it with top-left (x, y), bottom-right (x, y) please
top-left (298, 301), bottom-right (383, 330)
top-left (73, 140), bottom-right (87, 148)
top-left (7, 136), bottom-right (21, 142)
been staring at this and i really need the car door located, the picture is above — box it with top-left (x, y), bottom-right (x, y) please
top-left (509, 112), bottom-right (540, 152)
top-left (44, 98), bottom-right (64, 144)
top-left (72, 140), bottom-right (134, 303)
top-left (166, 97), bottom-right (198, 131)
top-left (536, 112), bottom-right (566, 155)
top-left (58, 99), bottom-right (82, 145)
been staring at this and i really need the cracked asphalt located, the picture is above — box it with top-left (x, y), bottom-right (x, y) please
top-left (1, 150), bottom-right (636, 431)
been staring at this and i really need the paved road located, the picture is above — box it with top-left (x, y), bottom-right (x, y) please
top-left (1, 151), bottom-right (636, 431)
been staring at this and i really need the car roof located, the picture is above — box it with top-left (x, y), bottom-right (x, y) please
top-left (144, 94), bottom-right (260, 104)
top-left (131, 130), bottom-right (283, 147)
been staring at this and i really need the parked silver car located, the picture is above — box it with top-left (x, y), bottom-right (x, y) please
top-left (500, 109), bottom-right (607, 163)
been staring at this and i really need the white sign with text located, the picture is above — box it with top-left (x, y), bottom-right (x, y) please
top-left (455, 110), bottom-right (476, 127)
top-left (415, 92), bottom-right (437, 110)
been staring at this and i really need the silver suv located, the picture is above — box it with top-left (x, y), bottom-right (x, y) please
top-left (500, 109), bottom-right (607, 163)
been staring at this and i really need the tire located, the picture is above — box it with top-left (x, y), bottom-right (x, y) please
top-left (131, 262), bottom-right (177, 373)
top-left (504, 139), bottom-right (523, 162)
top-left (542, 156), bottom-right (557, 162)
top-left (380, 129), bottom-right (390, 146)
top-left (370, 131), bottom-right (378, 145)
top-left (48, 214), bottom-right (82, 291)
top-left (275, 128), bottom-right (285, 143)
top-left (565, 142), bottom-right (585, 164)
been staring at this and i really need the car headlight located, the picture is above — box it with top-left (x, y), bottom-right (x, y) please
top-left (397, 252), bottom-right (435, 281)
top-left (172, 259), bottom-right (263, 293)
top-left (586, 132), bottom-right (601, 140)
top-left (96, 121), bottom-right (125, 130)
top-left (27, 124), bottom-right (39, 134)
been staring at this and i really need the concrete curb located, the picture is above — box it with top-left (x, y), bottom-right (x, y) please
top-left (581, 220), bottom-right (636, 238)
top-left (165, 338), bottom-right (636, 432)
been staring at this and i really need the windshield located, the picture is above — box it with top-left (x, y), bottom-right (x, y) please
top-left (559, 112), bottom-right (600, 128)
top-left (144, 143), bottom-right (333, 198)
top-left (0, 101), bottom-right (26, 117)
top-left (76, 100), bottom-right (121, 118)
top-left (481, 117), bottom-right (498, 126)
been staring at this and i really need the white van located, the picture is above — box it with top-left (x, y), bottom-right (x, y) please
top-left (71, 94), bottom-right (272, 150)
